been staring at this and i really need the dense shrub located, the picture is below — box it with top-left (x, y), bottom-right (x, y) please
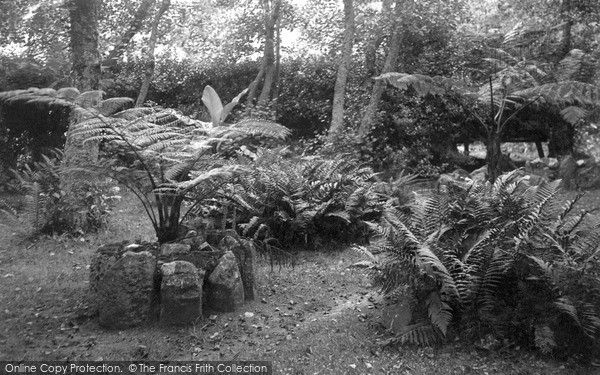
top-left (0, 93), bottom-right (70, 172)
top-left (1, 149), bottom-right (114, 236)
top-left (371, 171), bottom-right (600, 361)
top-left (220, 148), bottom-right (415, 249)
top-left (0, 56), bottom-right (61, 92)
top-left (106, 57), bottom-right (337, 139)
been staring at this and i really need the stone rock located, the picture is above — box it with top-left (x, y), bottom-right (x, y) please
top-left (179, 230), bottom-right (206, 251)
top-left (164, 249), bottom-right (226, 276)
top-left (525, 174), bottom-right (547, 186)
top-left (95, 251), bottom-right (158, 329)
top-left (558, 155), bottom-right (578, 189)
top-left (239, 238), bottom-right (258, 301)
top-left (437, 171), bottom-right (472, 190)
top-left (219, 235), bottom-right (246, 269)
top-left (525, 159), bottom-right (555, 180)
top-left (160, 243), bottom-right (191, 257)
top-left (206, 251), bottom-right (244, 312)
top-left (380, 297), bottom-right (413, 335)
top-left (89, 244), bottom-right (124, 313)
top-left (452, 168), bottom-right (470, 178)
top-left (499, 153), bottom-right (517, 172)
top-left (470, 165), bottom-right (487, 183)
top-left (547, 158), bottom-right (559, 169)
top-left (159, 261), bottom-right (205, 326)
top-left (198, 241), bottom-right (217, 252)
top-left (576, 163), bottom-right (600, 189)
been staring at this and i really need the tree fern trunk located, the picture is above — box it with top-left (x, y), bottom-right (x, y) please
top-left (487, 131), bottom-right (502, 182)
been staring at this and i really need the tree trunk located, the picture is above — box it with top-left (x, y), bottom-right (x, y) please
top-left (65, 0), bottom-right (102, 171)
top-left (357, 0), bottom-right (409, 139)
top-left (246, 0), bottom-right (281, 116)
top-left (271, 14), bottom-right (282, 118)
top-left (69, 0), bottom-right (101, 91)
top-left (363, 0), bottom-right (393, 81)
top-left (560, 0), bottom-right (572, 59)
top-left (328, 0), bottom-right (355, 140)
top-left (63, 0), bottom-right (104, 230)
top-left (136, 0), bottom-right (170, 107)
top-left (104, 0), bottom-right (156, 68)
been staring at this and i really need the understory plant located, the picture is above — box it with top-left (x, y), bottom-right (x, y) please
top-left (68, 104), bottom-right (290, 243)
top-left (371, 170), bottom-right (600, 361)
top-left (221, 148), bottom-right (415, 249)
top-left (0, 149), bottom-right (114, 235)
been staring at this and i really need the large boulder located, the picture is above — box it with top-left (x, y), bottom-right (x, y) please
top-left (219, 236), bottom-right (258, 301)
top-left (95, 250), bottom-right (159, 329)
top-left (160, 243), bottom-right (191, 257)
top-left (525, 158), bottom-right (556, 181)
top-left (470, 165), bottom-right (487, 184)
top-left (161, 249), bottom-right (225, 276)
top-left (159, 261), bottom-right (205, 326)
top-left (437, 170), bottom-right (473, 191)
top-left (239, 238), bottom-right (258, 301)
top-left (206, 251), bottom-right (244, 312)
top-left (576, 163), bottom-right (600, 189)
top-left (558, 155), bottom-right (578, 189)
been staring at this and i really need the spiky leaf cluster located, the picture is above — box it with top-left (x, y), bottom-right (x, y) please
top-left (220, 148), bottom-right (408, 249)
top-left (372, 171), bottom-right (600, 360)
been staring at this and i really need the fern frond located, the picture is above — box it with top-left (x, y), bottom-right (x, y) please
top-left (55, 87), bottom-right (81, 101)
top-left (75, 90), bottom-right (104, 108)
top-left (398, 323), bottom-right (443, 346)
top-left (534, 325), bottom-right (556, 354)
top-left (227, 118), bottom-right (291, 140)
top-left (99, 97), bottom-right (134, 116)
top-left (426, 292), bottom-right (453, 336)
top-left (554, 297), bottom-right (582, 328)
top-left (580, 304), bottom-right (600, 339)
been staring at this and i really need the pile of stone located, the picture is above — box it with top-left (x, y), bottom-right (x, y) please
top-left (438, 155), bottom-right (600, 190)
top-left (89, 231), bottom-right (257, 329)
top-left (526, 155), bottom-right (600, 189)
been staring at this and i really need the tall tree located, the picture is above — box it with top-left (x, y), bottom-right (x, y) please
top-left (363, 0), bottom-right (393, 81)
top-left (104, 0), bottom-right (156, 67)
top-left (136, 0), bottom-right (171, 107)
top-left (559, 0), bottom-right (572, 58)
top-left (328, 0), bottom-right (355, 139)
top-left (69, 0), bottom-right (102, 91)
top-left (357, 0), bottom-right (411, 139)
top-left (246, 0), bottom-right (282, 117)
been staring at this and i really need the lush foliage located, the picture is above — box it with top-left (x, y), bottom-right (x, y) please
top-left (0, 149), bottom-right (114, 236)
top-left (207, 147), bottom-right (417, 250)
top-left (371, 171), bottom-right (600, 360)
top-left (69, 101), bottom-right (290, 243)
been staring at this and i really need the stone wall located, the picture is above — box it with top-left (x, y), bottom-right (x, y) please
top-left (89, 232), bottom-right (257, 329)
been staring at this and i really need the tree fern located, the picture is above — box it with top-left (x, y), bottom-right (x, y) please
top-left (63, 99), bottom-right (290, 243)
